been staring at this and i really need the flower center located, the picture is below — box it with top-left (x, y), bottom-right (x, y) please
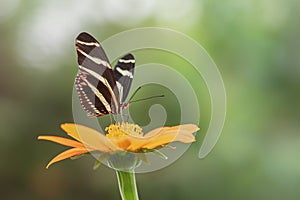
top-left (105, 122), bottom-right (144, 138)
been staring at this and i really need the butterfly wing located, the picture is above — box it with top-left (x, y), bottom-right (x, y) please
top-left (113, 54), bottom-right (135, 103)
top-left (75, 32), bottom-right (120, 117)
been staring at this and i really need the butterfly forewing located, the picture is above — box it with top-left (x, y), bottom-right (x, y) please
top-left (75, 32), bottom-right (120, 117)
top-left (113, 54), bottom-right (135, 103)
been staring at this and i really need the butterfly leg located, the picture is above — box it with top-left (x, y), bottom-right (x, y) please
top-left (123, 113), bottom-right (130, 123)
top-left (120, 109), bottom-right (125, 123)
top-left (113, 114), bottom-right (118, 123)
top-left (109, 113), bottom-right (113, 124)
top-left (113, 114), bottom-right (122, 124)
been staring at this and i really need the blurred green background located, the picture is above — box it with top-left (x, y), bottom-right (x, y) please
top-left (1, 0), bottom-right (300, 199)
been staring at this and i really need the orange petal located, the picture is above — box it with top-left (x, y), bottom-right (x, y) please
top-left (60, 123), bottom-right (118, 152)
top-left (38, 135), bottom-right (85, 148)
top-left (145, 124), bottom-right (199, 138)
top-left (46, 147), bottom-right (89, 169)
top-left (108, 136), bottom-right (131, 150)
top-left (128, 124), bottom-right (199, 151)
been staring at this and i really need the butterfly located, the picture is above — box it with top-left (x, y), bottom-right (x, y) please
top-left (74, 32), bottom-right (135, 118)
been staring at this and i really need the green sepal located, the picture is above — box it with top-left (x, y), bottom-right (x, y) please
top-left (70, 154), bottom-right (85, 160)
top-left (134, 153), bottom-right (149, 164)
top-left (152, 149), bottom-right (168, 160)
top-left (93, 153), bottom-right (109, 170)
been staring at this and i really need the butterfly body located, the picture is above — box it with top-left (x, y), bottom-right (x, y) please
top-left (75, 32), bottom-right (135, 118)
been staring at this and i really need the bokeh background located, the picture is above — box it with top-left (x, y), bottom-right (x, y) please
top-left (1, 0), bottom-right (300, 199)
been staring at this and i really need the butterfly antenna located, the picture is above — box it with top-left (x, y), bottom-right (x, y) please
top-left (128, 86), bottom-right (142, 102)
top-left (130, 95), bottom-right (165, 103)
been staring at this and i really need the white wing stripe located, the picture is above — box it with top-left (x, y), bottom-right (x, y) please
top-left (116, 81), bottom-right (123, 101)
top-left (116, 67), bottom-right (133, 78)
top-left (76, 39), bottom-right (100, 47)
top-left (83, 79), bottom-right (112, 112)
top-left (119, 59), bottom-right (135, 63)
top-left (79, 65), bottom-right (119, 112)
top-left (77, 48), bottom-right (112, 69)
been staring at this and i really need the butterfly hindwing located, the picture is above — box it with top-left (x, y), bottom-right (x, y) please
top-left (113, 54), bottom-right (135, 103)
top-left (75, 32), bottom-right (120, 117)
top-left (75, 72), bottom-right (110, 117)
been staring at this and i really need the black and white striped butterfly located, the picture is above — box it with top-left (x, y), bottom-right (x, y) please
top-left (75, 32), bottom-right (135, 118)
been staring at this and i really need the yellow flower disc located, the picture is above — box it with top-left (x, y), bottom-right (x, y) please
top-left (105, 123), bottom-right (144, 138)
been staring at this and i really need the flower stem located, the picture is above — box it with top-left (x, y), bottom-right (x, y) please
top-left (116, 170), bottom-right (139, 200)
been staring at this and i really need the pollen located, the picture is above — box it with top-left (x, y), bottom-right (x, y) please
top-left (105, 122), bottom-right (144, 138)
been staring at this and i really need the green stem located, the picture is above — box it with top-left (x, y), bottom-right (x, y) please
top-left (116, 170), bottom-right (139, 200)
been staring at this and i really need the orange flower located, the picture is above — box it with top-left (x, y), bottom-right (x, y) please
top-left (38, 123), bottom-right (199, 168)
